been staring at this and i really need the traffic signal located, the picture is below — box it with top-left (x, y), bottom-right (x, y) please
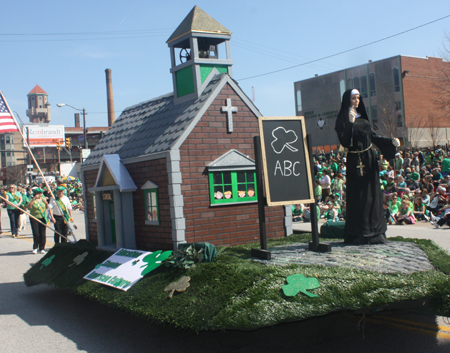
top-left (66, 137), bottom-right (71, 149)
top-left (56, 140), bottom-right (61, 151)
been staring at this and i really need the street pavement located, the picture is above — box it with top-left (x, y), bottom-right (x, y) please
top-left (1, 209), bottom-right (450, 352)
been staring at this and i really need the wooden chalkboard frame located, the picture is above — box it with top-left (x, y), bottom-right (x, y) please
top-left (258, 116), bottom-right (315, 206)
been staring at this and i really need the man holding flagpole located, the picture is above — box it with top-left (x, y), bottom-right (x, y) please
top-left (49, 186), bottom-right (73, 244)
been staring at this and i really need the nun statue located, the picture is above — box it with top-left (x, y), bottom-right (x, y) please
top-left (335, 89), bottom-right (400, 244)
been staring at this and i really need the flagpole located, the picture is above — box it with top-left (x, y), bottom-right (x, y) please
top-left (0, 195), bottom-right (68, 241)
top-left (1, 91), bottom-right (77, 239)
top-left (0, 91), bottom-right (57, 199)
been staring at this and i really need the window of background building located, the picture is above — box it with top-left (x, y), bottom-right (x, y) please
top-left (347, 78), bottom-right (353, 89)
top-left (340, 80), bottom-right (346, 100)
top-left (296, 90), bottom-right (302, 112)
top-left (360, 75), bottom-right (368, 98)
top-left (369, 73), bottom-right (376, 97)
top-left (395, 101), bottom-right (402, 111)
top-left (371, 106), bottom-right (378, 123)
top-left (393, 67), bottom-right (400, 92)
top-left (397, 113), bottom-right (403, 127)
top-left (353, 76), bottom-right (361, 93)
top-left (5, 136), bottom-right (10, 144)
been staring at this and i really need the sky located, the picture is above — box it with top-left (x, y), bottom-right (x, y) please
top-left (2, 0), bottom-right (450, 128)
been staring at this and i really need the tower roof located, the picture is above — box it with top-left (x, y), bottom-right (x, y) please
top-left (28, 84), bottom-right (47, 95)
top-left (166, 6), bottom-right (231, 44)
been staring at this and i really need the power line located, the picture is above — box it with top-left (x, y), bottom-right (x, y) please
top-left (0, 28), bottom-right (172, 36)
top-left (0, 34), bottom-right (171, 43)
top-left (237, 14), bottom-right (450, 81)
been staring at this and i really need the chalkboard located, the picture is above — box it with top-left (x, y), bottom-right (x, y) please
top-left (258, 117), bottom-right (314, 206)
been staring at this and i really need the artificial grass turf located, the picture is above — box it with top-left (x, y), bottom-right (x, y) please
top-left (23, 235), bottom-right (450, 332)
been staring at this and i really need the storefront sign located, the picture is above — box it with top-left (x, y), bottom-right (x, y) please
top-left (22, 125), bottom-right (65, 147)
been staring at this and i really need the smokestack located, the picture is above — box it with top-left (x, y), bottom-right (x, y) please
top-left (105, 68), bottom-right (115, 127)
top-left (74, 113), bottom-right (80, 127)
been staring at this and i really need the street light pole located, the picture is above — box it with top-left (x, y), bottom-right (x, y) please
top-left (82, 108), bottom-right (88, 149)
top-left (57, 103), bottom-right (88, 150)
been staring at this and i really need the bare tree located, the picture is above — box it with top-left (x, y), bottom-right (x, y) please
top-left (425, 114), bottom-right (443, 149)
top-left (431, 32), bottom-right (450, 119)
top-left (6, 165), bottom-right (27, 185)
top-left (407, 115), bottom-right (427, 148)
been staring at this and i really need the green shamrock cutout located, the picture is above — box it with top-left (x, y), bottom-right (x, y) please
top-left (40, 255), bottom-right (56, 270)
top-left (282, 274), bottom-right (320, 298)
top-left (140, 250), bottom-right (173, 276)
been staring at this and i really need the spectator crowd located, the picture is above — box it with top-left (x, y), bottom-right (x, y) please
top-left (292, 146), bottom-right (450, 229)
top-left (0, 177), bottom-right (84, 253)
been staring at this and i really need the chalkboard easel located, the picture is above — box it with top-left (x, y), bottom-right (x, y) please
top-left (251, 117), bottom-right (331, 258)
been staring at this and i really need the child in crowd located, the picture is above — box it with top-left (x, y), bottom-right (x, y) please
top-left (314, 180), bottom-right (322, 204)
top-left (383, 202), bottom-right (394, 225)
top-left (413, 197), bottom-right (429, 221)
top-left (324, 202), bottom-right (338, 222)
top-left (394, 199), bottom-right (415, 225)
top-left (292, 204), bottom-right (303, 222)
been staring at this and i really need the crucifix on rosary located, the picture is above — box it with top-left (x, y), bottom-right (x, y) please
top-left (356, 155), bottom-right (365, 176)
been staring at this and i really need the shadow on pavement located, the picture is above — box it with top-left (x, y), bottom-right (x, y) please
top-left (0, 281), bottom-right (449, 353)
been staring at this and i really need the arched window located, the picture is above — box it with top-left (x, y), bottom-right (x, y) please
top-left (296, 90), bottom-right (302, 113)
top-left (347, 78), bottom-right (353, 89)
top-left (369, 73), bottom-right (376, 97)
top-left (360, 75), bottom-right (368, 98)
top-left (393, 67), bottom-right (400, 92)
top-left (353, 76), bottom-right (361, 93)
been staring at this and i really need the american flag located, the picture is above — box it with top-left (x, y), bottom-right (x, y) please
top-left (0, 92), bottom-right (18, 133)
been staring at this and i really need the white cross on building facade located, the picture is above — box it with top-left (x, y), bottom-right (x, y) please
top-left (221, 98), bottom-right (238, 133)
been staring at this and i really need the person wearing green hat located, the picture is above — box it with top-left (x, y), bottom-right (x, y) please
top-left (27, 188), bottom-right (54, 254)
top-left (49, 186), bottom-right (73, 244)
top-left (6, 184), bottom-right (22, 238)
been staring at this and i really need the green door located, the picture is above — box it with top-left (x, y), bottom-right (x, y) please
top-left (109, 200), bottom-right (116, 243)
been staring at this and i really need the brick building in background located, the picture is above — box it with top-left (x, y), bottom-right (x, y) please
top-left (294, 55), bottom-right (450, 153)
top-left (81, 6), bottom-right (290, 251)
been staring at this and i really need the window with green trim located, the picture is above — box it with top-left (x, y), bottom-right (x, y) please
top-left (144, 189), bottom-right (159, 224)
top-left (209, 170), bottom-right (257, 205)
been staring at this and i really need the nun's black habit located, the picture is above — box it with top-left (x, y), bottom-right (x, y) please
top-left (335, 89), bottom-right (396, 244)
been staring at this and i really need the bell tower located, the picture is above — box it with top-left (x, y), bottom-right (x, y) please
top-left (26, 84), bottom-right (51, 123)
top-left (167, 6), bottom-right (233, 103)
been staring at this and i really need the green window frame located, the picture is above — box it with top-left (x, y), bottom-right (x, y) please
top-left (144, 188), bottom-right (159, 225)
top-left (209, 170), bottom-right (258, 205)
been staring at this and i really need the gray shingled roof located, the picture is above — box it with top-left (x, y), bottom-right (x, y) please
top-left (82, 74), bottom-right (225, 167)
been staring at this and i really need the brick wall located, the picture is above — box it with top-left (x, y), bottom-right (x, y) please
top-left (125, 158), bottom-right (172, 250)
top-left (402, 56), bottom-right (450, 128)
top-left (83, 159), bottom-right (173, 251)
top-left (83, 169), bottom-right (98, 244)
top-left (180, 83), bottom-right (286, 246)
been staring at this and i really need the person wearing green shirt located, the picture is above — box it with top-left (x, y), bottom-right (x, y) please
top-left (394, 199), bottom-right (414, 224)
top-left (6, 185), bottom-right (22, 238)
top-left (27, 188), bottom-right (54, 254)
top-left (389, 194), bottom-right (401, 215)
top-left (314, 179), bottom-right (322, 203)
top-left (442, 152), bottom-right (450, 177)
top-left (292, 204), bottom-right (303, 222)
